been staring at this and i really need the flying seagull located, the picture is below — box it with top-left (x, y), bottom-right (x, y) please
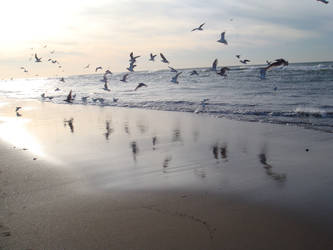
top-left (65, 90), bottom-right (74, 103)
top-left (129, 52), bottom-right (140, 63)
top-left (16, 106), bottom-right (22, 112)
top-left (240, 59), bottom-right (250, 64)
top-left (217, 32), bottom-right (228, 45)
top-left (212, 59), bottom-right (218, 71)
top-left (191, 23), bottom-right (205, 32)
top-left (95, 66), bottom-right (103, 72)
top-left (135, 82), bottom-right (147, 91)
top-left (104, 69), bottom-right (112, 75)
top-left (217, 67), bottom-right (230, 77)
top-left (120, 74), bottom-right (129, 82)
top-left (236, 55), bottom-right (241, 59)
top-left (260, 58), bottom-right (289, 79)
top-left (149, 53), bottom-right (157, 61)
top-left (34, 53), bottom-right (42, 63)
top-left (317, 0), bottom-right (329, 4)
top-left (190, 70), bottom-right (199, 76)
top-left (127, 61), bottom-right (136, 72)
top-left (171, 72), bottom-right (182, 84)
top-left (168, 66), bottom-right (178, 73)
top-left (160, 53), bottom-right (169, 64)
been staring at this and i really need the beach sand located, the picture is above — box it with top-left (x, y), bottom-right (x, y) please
top-left (1, 98), bottom-right (333, 250)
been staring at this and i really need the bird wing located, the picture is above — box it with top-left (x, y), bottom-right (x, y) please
top-left (199, 23), bottom-right (205, 29)
top-left (160, 53), bottom-right (167, 61)
top-left (212, 59), bottom-right (218, 70)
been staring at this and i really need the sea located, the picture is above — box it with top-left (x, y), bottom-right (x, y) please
top-left (1, 61), bottom-right (333, 133)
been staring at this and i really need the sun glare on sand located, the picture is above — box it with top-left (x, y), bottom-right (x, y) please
top-left (0, 117), bottom-right (46, 158)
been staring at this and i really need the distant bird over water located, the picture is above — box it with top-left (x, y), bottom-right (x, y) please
top-left (212, 59), bottom-right (218, 71)
top-left (135, 83), bottom-right (147, 91)
top-left (317, 0), bottom-right (329, 4)
top-left (120, 74), bottom-right (129, 82)
top-left (217, 32), bottom-right (228, 45)
top-left (168, 66), bottom-right (178, 73)
top-left (95, 66), bottom-right (103, 72)
top-left (240, 59), bottom-right (250, 64)
top-left (160, 53), bottom-right (169, 64)
top-left (260, 58), bottom-right (289, 79)
top-left (34, 53), bottom-right (42, 63)
top-left (171, 72), bottom-right (182, 84)
top-left (217, 67), bottom-right (230, 77)
top-left (191, 23), bottom-right (205, 32)
top-left (149, 53), bottom-right (157, 61)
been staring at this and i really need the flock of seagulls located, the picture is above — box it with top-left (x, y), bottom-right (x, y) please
top-left (14, 0), bottom-right (328, 107)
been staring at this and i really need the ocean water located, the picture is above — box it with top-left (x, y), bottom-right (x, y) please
top-left (1, 61), bottom-right (333, 132)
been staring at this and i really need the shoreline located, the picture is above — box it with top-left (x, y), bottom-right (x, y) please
top-left (1, 98), bottom-right (333, 249)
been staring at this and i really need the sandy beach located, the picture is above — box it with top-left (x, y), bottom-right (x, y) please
top-left (1, 98), bottom-right (333, 250)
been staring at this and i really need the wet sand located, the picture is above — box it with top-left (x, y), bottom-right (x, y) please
top-left (1, 98), bottom-right (333, 250)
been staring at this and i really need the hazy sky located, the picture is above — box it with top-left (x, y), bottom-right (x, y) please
top-left (0, 0), bottom-right (332, 78)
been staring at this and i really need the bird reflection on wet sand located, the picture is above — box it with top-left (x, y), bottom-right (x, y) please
top-left (124, 122), bottom-right (130, 135)
top-left (137, 121), bottom-right (148, 134)
top-left (172, 128), bottom-right (182, 143)
top-left (212, 144), bottom-right (219, 160)
top-left (152, 136), bottom-right (158, 150)
top-left (104, 120), bottom-right (113, 140)
top-left (130, 141), bottom-right (138, 162)
top-left (220, 144), bottom-right (228, 160)
top-left (64, 118), bottom-right (74, 133)
top-left (258, 151), bottom-right (287, 182)
top-left (163, 156), bottom-right (172, 172)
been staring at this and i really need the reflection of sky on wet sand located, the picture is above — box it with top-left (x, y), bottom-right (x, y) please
top-left (1, 99), bottom-right (333, 222)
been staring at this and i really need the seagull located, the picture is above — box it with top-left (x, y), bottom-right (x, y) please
top-left (104, 69), bottom-right (112, 75)
top-left (217, 67), bottom-right (230, 76)
top-left (81, 96), bottom-right (89, 102)
top-left (113, 97), bottom-right (119, 102)
top-left (65, 90), bottom-right (74, 103)
top-left (160, 53), bottom-right (169, 64)
top-left (95, 66), bottom-right (103, 72)
top-left (34, 53), bottom-right (42, 63)
top-left (260, 58), bottom-right (289, 79)
top-left (15, 107), bottom-right (22, 112)
top-left (171, 72), bottom-right (182, 84)
top-left (93, 98), bottom-right (104, 104)
top-left (191, 23), bottom-right (205, 32)
top-left (51, 60), bottom-right (59, 64)
top-left (135, 82), bottom-right (147, 91)
top-left (240, 59), bottom-right (250, 64)
top-left (236, 55), bottom-right (241, 59)
top-left (168, 66), bottom-right (178, 73)
top-left (217, 32), bottom-right (228, 45)
top-left (127, 62), bottom-right (136, 72)
top-left (60, 77), bottom-right (65, 82)
top-left (317, 0), bottom-right (329, 4)
top-left (190, 70), bottom-right (199, 76)
top-left (129, 52), bottom-right (140, 63)
top-left (55, 88), bottom-right (60, 91)
top-left (212, 59), bottom-right (218, 71)
top-left (149, 53), bottom-right (157, 61)
top-left (120, 74), bottom-right (129, 82)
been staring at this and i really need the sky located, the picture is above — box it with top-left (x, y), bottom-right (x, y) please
top-left (0, 0), bottom-right (332, 78)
